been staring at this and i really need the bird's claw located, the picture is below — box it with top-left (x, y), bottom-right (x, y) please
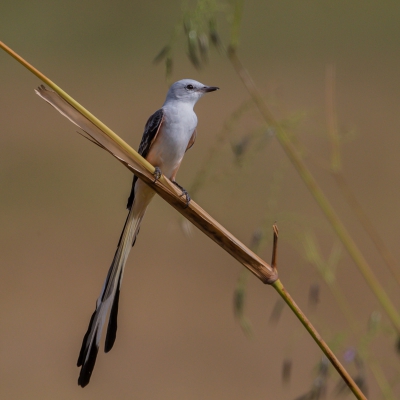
top-left (172, 181), bottom-right (191, 208)
top-left (153, 167), bottom-right (162, 183)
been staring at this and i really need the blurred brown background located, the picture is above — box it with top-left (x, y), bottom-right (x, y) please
top-left (1, 1), bottom-right (400, 399)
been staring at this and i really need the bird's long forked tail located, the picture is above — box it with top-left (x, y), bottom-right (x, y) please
top-left (34, 84), bottom-right (156, 387)
top-left (77, 205), bottom-right (145, 388)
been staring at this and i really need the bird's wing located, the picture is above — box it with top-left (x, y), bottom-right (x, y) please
top-left (126, 109), bottom-right (164, 209)
top-left (138, 109), bottom-right (164, 158)
top-left (186, 129), bottom-right (197, 151)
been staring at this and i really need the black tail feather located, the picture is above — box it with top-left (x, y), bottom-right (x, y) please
top-left (104, 272), bottom-right (122, 353)
top-left (77, 308), bottom-right (97, 367)
top-left (78, 329), bottom-right (100, 388)
top-left (76, 197), bottom-right (144, 386)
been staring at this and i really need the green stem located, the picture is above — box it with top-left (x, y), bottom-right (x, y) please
top-left (325, 64), bottom-right (400, 287)
top-left (329, 282), bottom-right (396, 399)
top-left (368, 361), bottom-right (397, 400)
top-left (334, 172), bottom-right (400, 287)
top-left (228, 48), bottom-right (400, 335)
top-left (230, 0), bottom-right (244, 50)
top-left (273, 279), bottom-right (367, 400)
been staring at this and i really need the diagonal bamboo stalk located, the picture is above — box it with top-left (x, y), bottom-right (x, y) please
top-left (0, 41), bottom-right (366, 400)
top-left (0, 41), bottom-right (276, 285)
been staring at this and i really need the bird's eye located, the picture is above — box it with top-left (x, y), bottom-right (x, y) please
top-left (186, 84), bottom-right (194, 90)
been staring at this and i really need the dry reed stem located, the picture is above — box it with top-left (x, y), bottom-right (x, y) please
top-left (0, 40), bottom-right (277, 285)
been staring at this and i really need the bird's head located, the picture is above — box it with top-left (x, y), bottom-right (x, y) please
top-left (165, 79), bottom-right (219, 106)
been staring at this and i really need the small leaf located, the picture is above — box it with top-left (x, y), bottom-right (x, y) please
top-left (231, 135), bottom-right (251, 159)
top-left (233, 287), bottom-right (244, 318)
top-left (209, 18), bottom-right (223, 52)
top-left (197, 33), bottom-right (209, 63)
top-left (153, 45), bottom-right (170, 65)
top-left (269, 298), bottom-right (285, 324)
top-left (282, 359), bottom-right (292, 384)
top-left (308, 283), bottom-right (320, 306)
top-left (165, 57), bottom-right (173, 79)
top-left (187, 30), bottom-right (201, 69)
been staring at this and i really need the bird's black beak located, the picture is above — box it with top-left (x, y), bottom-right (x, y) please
top-left (202, 86), bottom-right (219, 93)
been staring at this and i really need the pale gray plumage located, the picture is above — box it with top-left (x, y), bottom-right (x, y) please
top-left (35, 79), bottom-right (218, 387)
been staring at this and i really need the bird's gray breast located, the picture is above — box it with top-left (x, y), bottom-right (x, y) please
top-left (150, 104), bottom-right (197, 177)
top-left (164, 103), bottom-right (197, 140)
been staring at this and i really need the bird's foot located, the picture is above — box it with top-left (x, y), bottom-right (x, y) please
top-left (153, 167), bottom-right (162, 183)
top-left (172, 181), bottom-right (191, 208)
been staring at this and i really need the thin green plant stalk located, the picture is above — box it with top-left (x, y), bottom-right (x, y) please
top-left (304, 234), bottom-right (396, 399)
top-left (368, 361), bottom-right (396, 400)
top-left (0, 41), bottom-right (365, 399)
top-left (334, 172), bottom-right (400, 288)
top-left (229, 0), bottom-right (244, 51)
top-left (273, 279), bottom-right (366, 400)
top-left (334, 172), bottom-right (400, 287)
top-left (227, 47), bottom-right (400, 335)
top-left (324, 66), bottom-right (399, 396)
top-left (272, 226), bottom-right (366, 400)
top-left (325, 64), bottom-right (400, 288)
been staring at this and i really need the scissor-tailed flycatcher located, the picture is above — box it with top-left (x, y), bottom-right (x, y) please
top-left (35, 79), bottom-right (218, 387)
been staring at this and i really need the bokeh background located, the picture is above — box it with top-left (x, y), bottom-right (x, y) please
top-left (1, 1), bottom-right (400, 399)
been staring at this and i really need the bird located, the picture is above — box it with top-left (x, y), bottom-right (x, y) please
top-left (35, 79), bottom-right (219, 387)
